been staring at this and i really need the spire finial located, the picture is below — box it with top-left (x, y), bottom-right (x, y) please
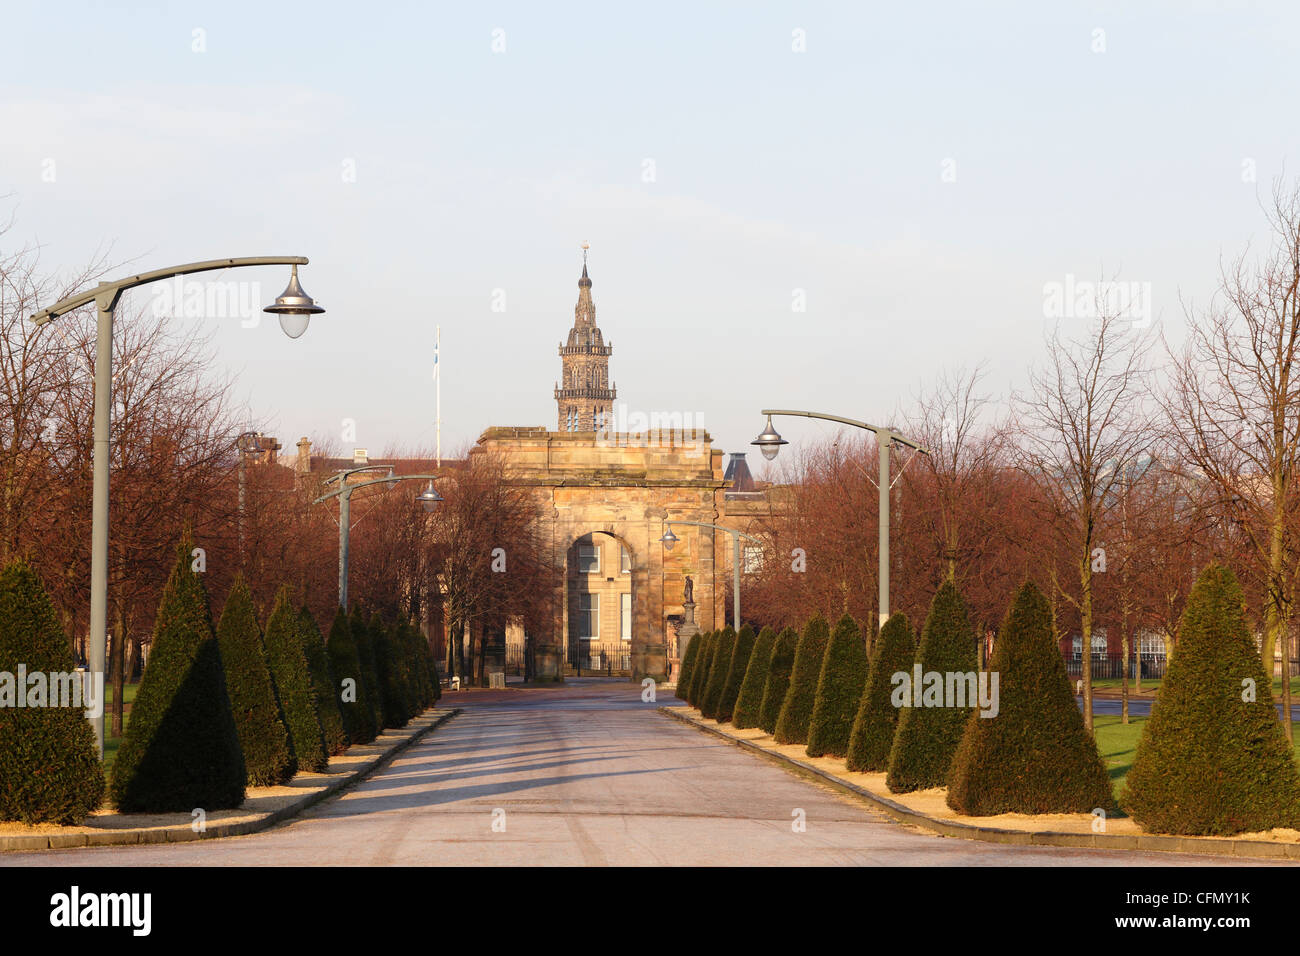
top-left (578, 240), bottom-right (591, 286)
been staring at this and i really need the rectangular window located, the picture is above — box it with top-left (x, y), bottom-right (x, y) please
top-left (621, 592), bottom-right (632, 641)
top-left (743, 545), bottom-right (763, 574)
top-left (620, 545), bottom-right (631, 573)
top-left (578, 593), bottom-right (599, 639)
top-left (577, 544), bottom-right (600, 574)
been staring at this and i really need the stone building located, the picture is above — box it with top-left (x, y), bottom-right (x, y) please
top-left (289, 252), bottom-right (779, 682)
top-left (554, 247), bottom-right (617, 432)
top-left (475, 252), bottom-right (777, 680)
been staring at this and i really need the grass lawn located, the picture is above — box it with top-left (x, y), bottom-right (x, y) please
top-left (104, 682), bottom-right (139, 707)
top-left (1093, 715), bottom-right (1145, 806)
top-left (101, 682), bottom-right (138, 775)
top-left (1095, 714), bottom-right (1300, 811)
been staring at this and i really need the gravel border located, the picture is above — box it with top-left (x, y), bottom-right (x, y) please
top-left (661, 706), bottom-right (1300, 862)
top-left (0, 708), bottom-right (461, 852)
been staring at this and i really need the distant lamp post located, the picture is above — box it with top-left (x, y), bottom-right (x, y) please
top-left (314, 467), bottom-right (446, 610)
top-left (659, 520), bottom-right (763, 628)
top-left (30, 256), bottom-right (323, 757)
top-left (236, 430), bottom-right (264, 564)
top-left (752, 408), bottom-right (928, 630)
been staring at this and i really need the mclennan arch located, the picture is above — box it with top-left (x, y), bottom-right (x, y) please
top-left (472, 426), bottom-right (730, 680)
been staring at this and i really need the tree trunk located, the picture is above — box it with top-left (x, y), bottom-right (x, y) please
top-left (1080, 552), bottom-right (1094, 734)
top-left (1120, 623), bottom-right (1130, 726)
top-left (1269, 494), bottom-right (1291, 741)
top-left (111, 604), bottom-right (127, 738)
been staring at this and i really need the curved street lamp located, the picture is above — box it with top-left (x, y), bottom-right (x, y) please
top-left (417, 481), bottom-right (444, 513)
top-left (752, 408), bottom-right (928, 629)
top-left (314, 468), bottom-right (446, 610)
top-left (263, 264), bottom-right (325, 339)
top-left (659, 519), bottom-right (764, 629)
top-left (30, 256), bottom-right (324, 756)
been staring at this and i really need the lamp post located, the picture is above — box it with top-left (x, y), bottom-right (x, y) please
top-left (31, 257), bottom-right (324, 757)
top-left (313, 468), bottom-right (444, 611)
top-left (235, 430), bottom-right (265, 565)
top-left (659, 520), bottom-right (763, 629)
top-left (751, 409), bottom-right (928, 631)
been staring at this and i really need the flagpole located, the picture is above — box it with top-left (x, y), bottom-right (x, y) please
top-left (435, 324), bottom-right (441, 468)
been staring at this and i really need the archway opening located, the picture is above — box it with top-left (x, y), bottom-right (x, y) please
top-left (565, 531), bottom-right (634, 676)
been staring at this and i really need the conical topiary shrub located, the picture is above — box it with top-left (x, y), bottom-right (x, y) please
top-left (846, 612), bottom-right (915, 772)
top-left (675, 633), bottom-right (703, 703)
top-left (887, 580), bottom-right (978, 793)
top-left (299, 606), bottom-right (348, 755)
top-left (717, 625), bottom-right (756, 724)
top-left (327, 607), bottom-right (376, 744)
top-left (687, 632), bottom-right (715, 707)
top-left (390, 620), bottom-right (420, 724)
top-left (402, 621), bottom-right (436, 711)
top-left (111, 539), bottom-right (245, 813)
top-left (807, 614), bottom-right (869, 759)
top-left (733, 626), bottom-right (777, 730)
top-left (1122, 565), bottom-right (1300, 834)
top-left (947, 581), bottom-right (1113, 815)
top-left (372, 614), bottom-right (409, 729)
top-left (759, 626), bottom-right (799, 735)
top-left (264, 587), bottom-right (327, 773)
top-left (216, 576), bottom-right (294, 786)
top-left (774, 617), bottom-right (830, 745)
top-left (0, 560), bottom-right (105, 824)
top-left (350, 606), bottom-right (385, 730)
top-left (700, 628), bottom-right (736, 720)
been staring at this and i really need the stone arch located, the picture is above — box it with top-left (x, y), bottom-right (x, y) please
top-left (563, 528), bottom-right (644, 675)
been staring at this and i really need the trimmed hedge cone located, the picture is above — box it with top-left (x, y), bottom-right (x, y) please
top-left (733, 626), bottom-right (776, 730)
top-left (806, 614), bottom-right (869, 758)
top-left (774, 617), bottom-right (830, 745)
top-left (759, 626), bottom-right (799, 735)
top-left (299, 605), bottom-right (348, 755)
top-left (686, 632), bottom-right (717, 707)
top-left (887, 580), bottom-right (978, 793)
top-left (264, 588), bottom-right (328, 773)
top-left (327, 608), bottom-right (376, 744)
top-left (1122, 565), bottom-right (1300, 835)
top-left (946, 581), bottom-right (1113, 815)
top-left (350, 607), bottom-right (385, 730)
top-left (687, 631), bottom-right (715, 707)
top-left (717, 624), bottom-right (756, 724)
top-left (216, 575), bottom-right (295, 786)
top-left (0, 560), bottom-right (106, 824)
top-left (675, 633), bottom-right (703, 703)
top-left (700, 627), bottom-right (736, 720)
top-left (846, 612), bottom-right (915, 772)
top-left (371, 613), bottom-right (409, 730)
top-left (111, 538), bottom-right (245, 813)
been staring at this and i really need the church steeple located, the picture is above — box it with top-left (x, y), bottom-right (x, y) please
top-left (556, 243), bottom-right (616, 432)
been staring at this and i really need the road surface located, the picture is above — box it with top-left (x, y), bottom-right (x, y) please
top-left (2, 680), bottom-right (1280, 866)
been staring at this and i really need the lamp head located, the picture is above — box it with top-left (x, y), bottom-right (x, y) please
top-left (751, 414), bottom-right (788, 461)
top-left (263, 264), bottom-right (325, 339)
top-left (660, 525), bottom-right (679, 552)
top-left (418, 482), bottom-right (443, 514)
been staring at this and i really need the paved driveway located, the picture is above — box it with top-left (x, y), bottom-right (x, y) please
top-left (2, 679), bottom-right (1280, 866)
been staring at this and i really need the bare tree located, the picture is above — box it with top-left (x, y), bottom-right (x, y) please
top-left (1166, 179), bottom-right (1300, 739)
top-left (1016, 300), bottom-right (1155, 733)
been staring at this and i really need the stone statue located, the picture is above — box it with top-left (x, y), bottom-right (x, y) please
top-left (683, 575), bottom-right (694, 604)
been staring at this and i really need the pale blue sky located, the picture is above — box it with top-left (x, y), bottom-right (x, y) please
top-left (2, 1), bottom-right (1297, 462)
